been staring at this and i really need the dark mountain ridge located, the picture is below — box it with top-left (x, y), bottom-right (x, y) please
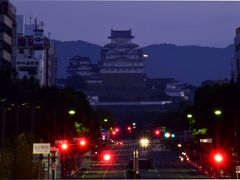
top-left (54, 40), bottom-right (234, 86)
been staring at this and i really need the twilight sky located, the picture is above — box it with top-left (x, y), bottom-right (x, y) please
top-left (12, 1), bottom-right (240, 47)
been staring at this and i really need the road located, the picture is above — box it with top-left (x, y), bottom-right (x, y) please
top-left (76, 139), bottom-right (210, 179)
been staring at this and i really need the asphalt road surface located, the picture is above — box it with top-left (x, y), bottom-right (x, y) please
top-left (76, 139), bottom-right (209, 179)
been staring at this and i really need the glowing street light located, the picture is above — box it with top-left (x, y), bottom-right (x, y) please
top-left (68, 109), bottom-right (76, 115)
top-left (104, 118), bottom-right (108, 122)
top-left (187, 114), bottom-right (193, 119)
top-left (214, 110), bottom-right (222, 116)
top-left (139, 138), bottom-right (150, 148)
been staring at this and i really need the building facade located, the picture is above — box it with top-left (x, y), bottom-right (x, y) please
top-left (232, 27), bottom-right (240, 83)
top-left (67, 55), bottom-right (94, 77)
top-left (99, 29), bottom-right (146, 88)
top-left (15, 16), bottom-right (56, 87)
top-left (0, 0), bottom-right (16, 70)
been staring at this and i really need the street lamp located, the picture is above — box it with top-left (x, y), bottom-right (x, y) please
top-left (213, 109), bottom-right (222, 146)
top-left (214, 110), bottom-right (222, 116)
top-left (68, 109), bottom-right (76, 115)
top-left (187, 114), bottom-right (193, 119)
top-left (104, 118), bottom-right (108, 122)
top-left (139, 138), bottom-right (150, 148)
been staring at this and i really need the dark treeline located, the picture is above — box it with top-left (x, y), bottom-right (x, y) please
top-left (0, 69), bottom-right (103, 178)
top-left (185, 81), bottom-right (240, 156)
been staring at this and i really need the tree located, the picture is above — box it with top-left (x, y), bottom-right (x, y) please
top-left (65, 75), bottom-right (87, 90)
top-left (0, 133), bottom-right (38, 179)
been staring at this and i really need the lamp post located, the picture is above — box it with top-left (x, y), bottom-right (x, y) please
top-left (213, 109), bottom-right (222, 147)
top-left (186, 113), bottom-right (195, 129)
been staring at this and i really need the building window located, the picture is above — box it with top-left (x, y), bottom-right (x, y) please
top-left (19, 49), bottom-right (24, 54)
top-left (18, 37), bottom-right (26, 46)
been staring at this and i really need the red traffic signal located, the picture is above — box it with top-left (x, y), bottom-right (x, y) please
top-left (77, 138), bottom-right (89, 149)
top-left (214, 153), bottom-right (223, 162)
top-left (127, 126), bottom-right (132, 132)
top-left (210, 150), bottom-right (226, 166)
top-left (79, 138), bottom-right (87, 146)
top-left (154, 129), bottom-right (160, 136)
top-left (60, 143), bottom-right (69, 151)
top-left (103, 153), bottom-right (111, 161)
top-left (101, 150), bottom-right (114, 162)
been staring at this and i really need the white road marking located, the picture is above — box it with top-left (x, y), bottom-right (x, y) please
top-left (81, 170), bottom-right (89, 178)
top-left (124, 169), bottom-right (127, 179)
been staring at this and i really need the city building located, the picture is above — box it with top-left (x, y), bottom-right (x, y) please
top-left (0, 0), bottom-right (16, 70)
top-left (15, 15), bottom-right (56, 87)
top-left (99, 29), bottom-right (146, 88)
top-left (232, 26), bottom-right (240, 83)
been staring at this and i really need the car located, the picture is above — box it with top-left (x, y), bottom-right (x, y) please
top-left (116, 141), bottom-right (123, 145)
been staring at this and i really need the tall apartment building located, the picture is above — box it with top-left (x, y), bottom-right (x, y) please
top-left (99, 29), bottom-right (146, 88)
top-left (232, 27), bottom-right (240, 83)
top-left (0, 0), bottom-right (16, 70)
top-left (15, 16), bottom-right (56, 87)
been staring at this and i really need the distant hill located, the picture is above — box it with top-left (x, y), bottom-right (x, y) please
top-left (54, 40), bottom-right (101, 78)
top-left (54, 40), bottom-right (234, 86)
top-left (143, 44), bottom-right (234, 85)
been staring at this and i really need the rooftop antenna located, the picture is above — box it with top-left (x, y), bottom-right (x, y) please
top-left (29, 12), bottom-right (33, 25)
top-left (34, 17), bottom-right (38, 29)
top-left (29, 16), bottom-right (32, 25)
top-left (39, 21), bottom-right (44, 30)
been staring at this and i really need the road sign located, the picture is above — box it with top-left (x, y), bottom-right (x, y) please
top-left (200, 138), bottom-right (212, 143)
top-left (33, 143), bottom-right (50, 154)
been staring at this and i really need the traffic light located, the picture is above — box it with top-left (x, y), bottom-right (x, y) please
top-left (101, 151), bottom-right (114, 162)
top-left (210, 150), bottom-right (226, 166)
top-left (154, 129), bottom-right (160, 136)
top-left (115, 127), bottom-right (119, 132)
top-left (164, 132), bottom-right (171, 138)
top-left (103, 153), bottom-right (111, 161)
top-left (79, 138), bottom-right (88, 147)
top-left (127, 126), bottom-right (132, 132)
top-left (214, 153), bottom-right (223, 163)
top-left (60, 143), bottom-right (69, 152)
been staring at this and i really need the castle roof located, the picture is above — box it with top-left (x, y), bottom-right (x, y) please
top-left (104, 43), bottom-right (139, 48)
top-left (108, 29), bottom-right (134, 39)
